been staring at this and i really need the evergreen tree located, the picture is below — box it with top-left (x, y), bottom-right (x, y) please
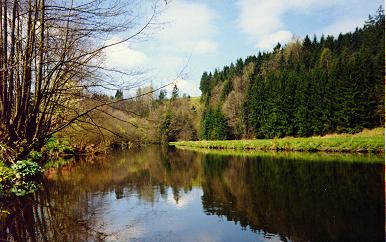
top-left (171, 84), bottom-right (179, 101)
top-left (198, 8), bottom-right (384, 139)
top-left (115, 90), bottom-right (123, 100)
top-left (158, 89), bottom-right (167, 102)
top-left (201, 108), bottom-right (229, 140)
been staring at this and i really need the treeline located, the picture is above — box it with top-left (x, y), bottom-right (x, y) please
top-left (200, 8), bottom-right (385, 139)
top-left (68, 84), bottom-right (201, 147)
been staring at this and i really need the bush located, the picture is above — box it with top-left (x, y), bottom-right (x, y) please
top-left (0, 160), bottom-right (42, 197)
top-left (62, 146), bottom-right (75, 154)
top-left (44, 136), bottom-right (74, 154)
top-left (44, 136), bottom-right (60, 151)
top-left (11, 160), bottom-right (42, 178)
top-left (0, 165), bottom-right (15, 197)
top-left (10, 181), bottom-right (38, 196)
top-left (28, 151), bottom-right (43, 162)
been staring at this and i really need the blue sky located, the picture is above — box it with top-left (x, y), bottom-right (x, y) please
top-left (104, 0), bottom-right (383, 97)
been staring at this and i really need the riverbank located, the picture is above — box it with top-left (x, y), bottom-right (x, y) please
top-left (0, 136), bottom-right (108, 198)
top-left (170, 128), bottom-right (385, 153)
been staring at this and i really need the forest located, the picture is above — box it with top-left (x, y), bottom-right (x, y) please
top-left (198, 8), bottom-right (384, 140)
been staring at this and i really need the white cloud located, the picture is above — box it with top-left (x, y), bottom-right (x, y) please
top-left (176, 78), bottom-right (200, 97)
top-left (157, 1), bottom-right (216, 44)
top-left (155, 55), bottom-right (185, 73)
top-left (320, 18), bottom-right (364, 36)
top-left (104, 37), bottom-right (146, 69)
top-left (152, 1), bottom-right (218, 55)
top-left (256, 30), bottom-right (293, 50)
top-left (236, 0), bottom-right (344, 49)
top-left (134, 1), bottom-right (218, 96)
top-left (166, 188), bottom-right (202, 209)
top-left (237, 0), bottom-right (284, 39)
top-left (193, 40), bottom-right (217, 54)
top-left (165, 77), bottom-right (200, 97)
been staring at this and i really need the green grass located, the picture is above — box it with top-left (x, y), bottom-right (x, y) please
top-left (189, 96), bottom-right (201, 103)
top-left (170, 128), bottom-right (385, 153)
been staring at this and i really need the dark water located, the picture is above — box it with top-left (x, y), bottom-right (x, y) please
top-left (0, 147), bottom-right (384, 242)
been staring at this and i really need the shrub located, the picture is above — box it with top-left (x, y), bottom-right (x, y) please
top-left (62, 146), bottom-right (75, 154)
top-left (28, 151), bottom-right (43, 162)
top-left (0, 166), bottom-right (15, 197)
top-left (44, 136), bottom-right (74, 154)
top-left (44, 136), bottom-right (60, 151)
top-left (11, 160), bottom-right (42, 178)
top-left (0, 160), bottom-right (42, 197)
top-left (10, 181), bottom-right (38, 196)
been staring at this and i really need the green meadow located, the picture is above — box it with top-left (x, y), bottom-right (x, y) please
top-left (170, 128), bottom-right (385, 154)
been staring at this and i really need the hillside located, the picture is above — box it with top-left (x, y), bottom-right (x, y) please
top-left (198, 9), bottom-right (384, 140)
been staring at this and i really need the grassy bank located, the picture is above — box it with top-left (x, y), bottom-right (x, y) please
top-left (170, 128), bottom-right (385, 153)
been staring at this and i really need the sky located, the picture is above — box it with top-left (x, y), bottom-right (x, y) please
top-left (104, 0), bottom-right (383, 97)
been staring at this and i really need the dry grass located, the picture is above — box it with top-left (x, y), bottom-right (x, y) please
top-left (318, 127), bottom-right (384, 138)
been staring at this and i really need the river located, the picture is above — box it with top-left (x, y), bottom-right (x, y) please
top-left (0, 146), bottom-right (384, 241)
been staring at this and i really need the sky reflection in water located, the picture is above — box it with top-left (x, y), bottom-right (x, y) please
top-left (0, 147), bottom-right (383, 242)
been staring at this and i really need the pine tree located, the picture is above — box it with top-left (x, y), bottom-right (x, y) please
top-left (158, 89), bottom-right (167, 102)
top-left (115, 90), bottom-right (123, 100)
top-left (198, 8), bottom-right (384, 139)
top-left (171, 84), bottom-right (179, 101)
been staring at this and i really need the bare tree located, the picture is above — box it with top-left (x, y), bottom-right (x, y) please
top-left (0, 0), bottom-right (166, 163)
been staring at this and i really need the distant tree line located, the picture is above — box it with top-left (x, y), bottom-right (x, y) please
top-left (109, 83), bottom-right (199, 144)
top-left (200, 8), bottom-right (385, 139)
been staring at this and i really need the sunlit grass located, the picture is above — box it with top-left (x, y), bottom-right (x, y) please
top-left (170, 127), bottom-right (385, 153)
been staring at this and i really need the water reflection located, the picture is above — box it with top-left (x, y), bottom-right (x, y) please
top-left (0, 147), bottom-right (384, 241)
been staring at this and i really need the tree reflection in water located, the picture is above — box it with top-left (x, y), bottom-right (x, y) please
top-left (0, 147), bottom-right (383, 241)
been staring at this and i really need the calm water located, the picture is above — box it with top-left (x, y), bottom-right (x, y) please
top-left (0, 147), bottom-right (384, 242)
